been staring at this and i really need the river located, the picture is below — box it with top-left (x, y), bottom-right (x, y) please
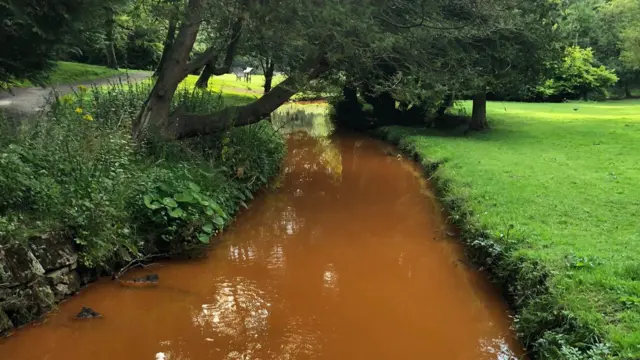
top-left (0, 105), bottom-right (524, 359)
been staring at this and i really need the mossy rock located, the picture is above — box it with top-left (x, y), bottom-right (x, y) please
top-left (0, 244), bottom-right (45, 287)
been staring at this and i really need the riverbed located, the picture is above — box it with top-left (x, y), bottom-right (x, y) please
top-left (0, 107), bottom-right (523, 359)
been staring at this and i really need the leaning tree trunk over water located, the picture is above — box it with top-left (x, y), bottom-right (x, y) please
top-left (169, 58), bottom-right (329, 139)
top-left (263, 59), bottom-right (275, 94)
top-left (133, 0), bottom-right (206, 139)
top-left (195, 18), bottom-right (244, 89)
top-left (154, 15), bottom-right (178, 77)
top-left (195, 58), bottom-right (218, 88)
top-left (469, 91), bottom-right (488, 131)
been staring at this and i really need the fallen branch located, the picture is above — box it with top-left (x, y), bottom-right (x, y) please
top-left (113, 253), bottom-right (166, 280)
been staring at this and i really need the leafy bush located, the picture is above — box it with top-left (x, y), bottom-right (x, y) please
top-left (537, 46), bottom-right (619, 100)
top-left (0, 80), bottom-right (285, 269)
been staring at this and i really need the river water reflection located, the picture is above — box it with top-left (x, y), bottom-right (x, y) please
top-left (0, 104), bottom-right (524, 359)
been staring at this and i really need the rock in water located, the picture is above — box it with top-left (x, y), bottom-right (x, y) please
top-left (75, 307), bottom-right (101, 320)
top-left (118, 273), bottom-right (159, 287)
top-left (132, 274), bottom-right (159, 284)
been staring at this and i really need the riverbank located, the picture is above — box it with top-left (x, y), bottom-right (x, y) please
top-left (376, 99), bottom-right (640, 359)
top-left (0, 81), bottom-right (285, 335)
top-left (1, 119), bottom-right (525, 359)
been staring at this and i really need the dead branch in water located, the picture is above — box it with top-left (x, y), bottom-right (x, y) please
top-left (113, 253), bottom-right (167, 280)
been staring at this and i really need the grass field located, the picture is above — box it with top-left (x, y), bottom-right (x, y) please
top-left (381, 100), bottom-right (640, 358)
top-left (14, 61), bottom-right (126, 87)
top-left (180, 73), bottom-right (286, 97)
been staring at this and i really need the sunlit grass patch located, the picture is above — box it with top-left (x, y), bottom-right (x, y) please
top-left (179, 73), bottom-right (285, 95)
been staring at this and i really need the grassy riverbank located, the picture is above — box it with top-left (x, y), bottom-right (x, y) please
top-left (378, 100), bottom-right (640, 359)
top-left (0, 81), bottom-right (285, 330)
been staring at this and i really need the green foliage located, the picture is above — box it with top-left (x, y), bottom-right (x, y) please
top-left (0, 79), bottom-right (284, 269)
top-left (67, 1), bottom-right (166, 70)
top-left (603, 0), bottom-right (640, 70)
top-left (556, 0), bottom-right (640, 93)
top-left (0, 0), bottom-right (126, 88)
top-left (538, 46), bottom-right (619, 99)
top-left (139, 176), bottom-right (228, 245)
top-left (378, 99), bottom-right (640, 359)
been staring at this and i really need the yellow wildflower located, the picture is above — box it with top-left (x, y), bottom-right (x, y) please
top-left (75, 107), bottom-right (83, 114)
top-left (83, 114), bottom-right (94, 121)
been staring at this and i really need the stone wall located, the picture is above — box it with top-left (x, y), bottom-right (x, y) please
top-left (0, 234), bottom-right (93, 334)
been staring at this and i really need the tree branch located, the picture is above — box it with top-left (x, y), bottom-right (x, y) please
top-left (169, 56), bottom-right (330, 140)
top-left (185, 17), bottom-right (244, 76)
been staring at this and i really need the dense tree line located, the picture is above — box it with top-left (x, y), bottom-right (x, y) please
top-left (1, 0), bottom-right (639, 132)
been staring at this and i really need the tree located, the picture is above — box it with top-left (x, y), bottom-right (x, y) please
top-left (194, 16), bottom-right (244, 89)
top-left (104, 5), bottom-right (119, 69)
top-left (133, 0), bottom-right (338, 140)
top-left (325, 0), bottom-right (559, 131)
top-left (0, 0), bottom-right (122, 87)
top-left (538, 46), bottom-right (618, 100)
top-left (556, 0), bottom-right (640, 98)
top-left (602, 0), bottom-right (640, 72)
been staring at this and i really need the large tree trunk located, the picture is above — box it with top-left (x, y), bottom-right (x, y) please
top-left (436, 91), bottom-right (455, 117)
top-left (625, 82), bottom-right (632, 98)
top-left (154, 14), bottom-right (178, 77)
top-left (362, 89), bottom-right (397, 124)
top-left (263, 59), bottom-right (275, 94)
top-left (469, 91), bottom-right (488, 131)
top-left (195, 17), bottom-right (244, 89)
top-left (195, 58), bottom-right (217, 89)
top-left (105, 9), bottom-right (118, 69)
top-left (581, 87), bottom-right (589, 101)
top-left (169, 58), bottom-right (329, 139)
top-left (132, 0), bottom-right (205, 140)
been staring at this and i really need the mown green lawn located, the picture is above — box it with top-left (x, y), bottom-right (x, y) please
top-left (180, 73), bottom-right (286, 96)
top-left (14, 61), bottom-right (126, 87)
top-left (384, 100), bottom-right (640, 358)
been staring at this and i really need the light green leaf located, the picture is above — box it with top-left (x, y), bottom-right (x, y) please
top-left (197, 233), bottom-right (210, 244)
top-left (202, 223), bottom-right (214, 234)
top-left (167, 207), bottom-right (185, 218)
top-left (188, 182), bottom-right (201, 192)
top-left (162, 197), bottom-right (178, 208)
top-left (210, 202), bottom-right (227, 218)
top-left (174, 192), bottom-right (196, 203)
top-left (205, 207), bottom-right (214, 216)
top-left (143, 195), bottom-right (162, 209)
top-left (213, 216), bottom-right (225, 227)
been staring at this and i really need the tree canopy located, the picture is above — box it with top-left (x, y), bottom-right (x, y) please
top-left (2, 0), bottom-right (639, 128)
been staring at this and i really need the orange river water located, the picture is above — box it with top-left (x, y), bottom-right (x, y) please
top-left (0, 129), bottom-right (524, 360)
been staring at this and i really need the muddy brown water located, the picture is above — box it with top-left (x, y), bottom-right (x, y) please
top-left (0, 113), bottom-right (524, 360)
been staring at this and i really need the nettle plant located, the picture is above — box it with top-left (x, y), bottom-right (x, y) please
top-left (142, 180), bottom-right (227, 244)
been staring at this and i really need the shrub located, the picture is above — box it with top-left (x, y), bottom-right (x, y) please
top-left (537, 46), bottom-right (619, 100)
top-left (0, 80), bottom-right (284, 270)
